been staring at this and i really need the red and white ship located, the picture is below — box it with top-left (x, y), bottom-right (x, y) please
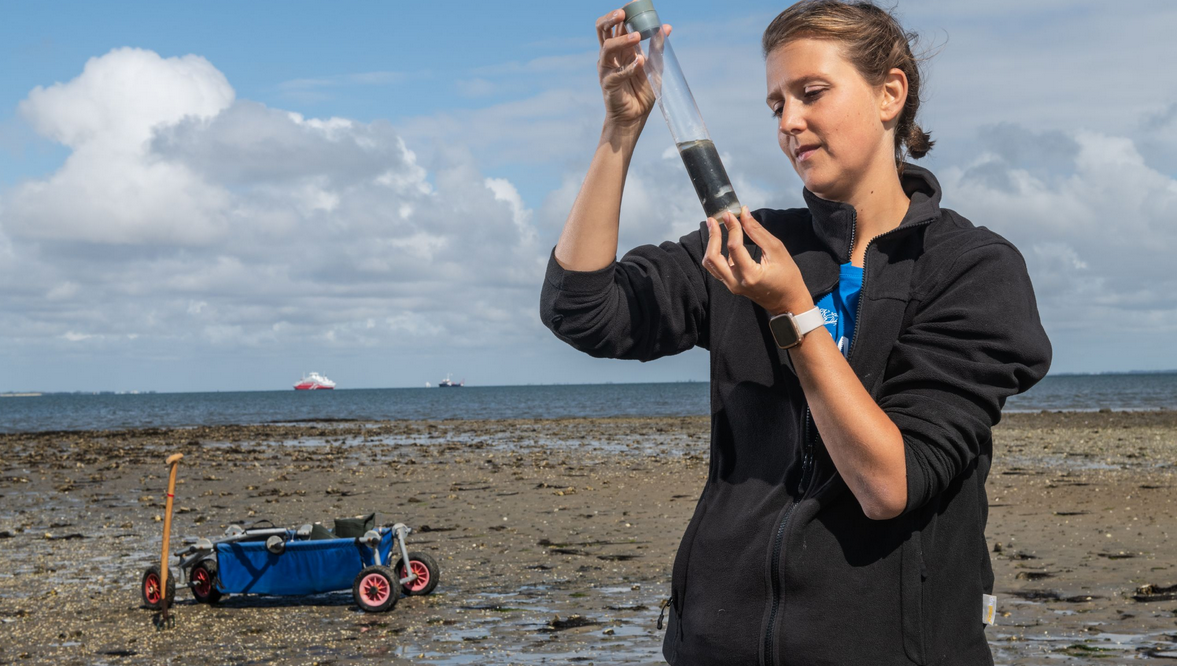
top-left (293, 372), bottom-right (336, 390)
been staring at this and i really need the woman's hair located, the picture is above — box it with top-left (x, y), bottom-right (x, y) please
top-left (762, 1), bottom-right (934, 167)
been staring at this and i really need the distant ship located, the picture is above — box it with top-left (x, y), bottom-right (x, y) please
top-left (294, 372), bottom-right (336, 390)
top-left (438, 373), bottom-right (464, 388)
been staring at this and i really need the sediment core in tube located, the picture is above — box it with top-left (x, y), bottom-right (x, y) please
top-left (676, 139), bottom-right (742, 220)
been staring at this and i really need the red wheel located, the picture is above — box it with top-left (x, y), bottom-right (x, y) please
top-left (143, 573), bottom-right (161, 605)
top-left (140, 565), bottom-right (175, 610)
top-left (395, 551), bottom-right (440, 596)
top-left (353, 565), bottom-right (399, 612)
top-left (361, 573), bottom-right (391, 603)
top-left (190, 559), bottom-right (223, 604)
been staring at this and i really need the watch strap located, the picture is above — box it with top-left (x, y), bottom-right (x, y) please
top-left (792, 306), bottom-right (824, 337)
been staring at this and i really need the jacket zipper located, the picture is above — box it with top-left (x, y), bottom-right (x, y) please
top-left (764, 403), bottom-right (821, 664)
top-left (845, 217), bottom-right (935, 364)
top-left (794, 206), bottom-right (864, 511)
top-left (794, 207), bottom-right (859, 508)
top-left (657, 595), bottom-right (672, 630)
top-left (798, 406), bottom-right (816, 495)
top-left (763, 257), bottom-right (837, 665)
top-left (763, 500), bottom-right (794, 664)
top-left (763, 215), bottom-right (934, 666)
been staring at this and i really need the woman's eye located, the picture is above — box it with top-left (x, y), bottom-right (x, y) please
top-left (770, 106), bottom-right (783, 119)
top-left (804, 88), bottom-right (825, 100)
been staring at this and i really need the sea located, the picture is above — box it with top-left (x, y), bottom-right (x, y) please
top-left (2, 373), bottom-right (1176, 434)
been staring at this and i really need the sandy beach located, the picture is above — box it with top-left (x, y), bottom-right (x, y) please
top-left (2, 411), bottom-right (1177, 665)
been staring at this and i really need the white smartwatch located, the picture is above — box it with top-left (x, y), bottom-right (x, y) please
top-left (768, 306), bottom-right (824, 350)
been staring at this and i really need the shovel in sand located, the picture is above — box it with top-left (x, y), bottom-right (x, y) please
top-left (152, 453), bottom-right (183, 630)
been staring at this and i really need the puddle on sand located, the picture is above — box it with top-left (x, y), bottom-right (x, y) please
top-left (455, 590), bottom-right (557, 617)
top-left (993, 629), bottom-right (1177, 664)
top-left (387, 641), bottom-right (662, 665)
top-left (368, 586), bottom-right (666, 665)
top-left (1002, 453), bottom-right (1128, 472)
top-left (231, 424), bottom-right (698, 458)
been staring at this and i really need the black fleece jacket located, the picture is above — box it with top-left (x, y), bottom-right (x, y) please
top-left (539, 165), bottom-right (1052, 666)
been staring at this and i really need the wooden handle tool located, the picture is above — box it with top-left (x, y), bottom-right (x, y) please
top-left (154, 453), bottom-right (183, 629)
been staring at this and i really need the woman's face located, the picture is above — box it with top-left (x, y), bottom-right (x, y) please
top-left (765, 38), bottom-right (901, 201)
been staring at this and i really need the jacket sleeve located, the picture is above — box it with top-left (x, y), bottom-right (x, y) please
top-left (876, 240), bottom-right (1052, 514)
top-left (539, 224), bottom-right (710, 361)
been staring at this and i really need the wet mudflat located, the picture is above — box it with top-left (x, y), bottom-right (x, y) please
top-left (1, 411), bottom-right (1177, 664)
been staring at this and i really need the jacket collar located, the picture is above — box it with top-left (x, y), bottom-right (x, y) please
top-left (802, 164), bottom-right (943, 263)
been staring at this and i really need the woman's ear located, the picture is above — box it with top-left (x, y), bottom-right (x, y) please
top-left (879, 68), bottom-right (908, 124)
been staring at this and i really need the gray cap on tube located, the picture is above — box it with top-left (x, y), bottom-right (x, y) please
top-left (623, 0), bottom-right (662, 37)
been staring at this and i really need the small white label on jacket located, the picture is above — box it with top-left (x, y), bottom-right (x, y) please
top-left (982, 594), bottom-right (997, 625)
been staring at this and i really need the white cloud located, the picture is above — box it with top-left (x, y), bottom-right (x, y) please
top-left (485, 177), bottom-right (536, 243)
top-left (19, 47), bottom-right (233, 150)
top-left (455, 78), bottom-right (496, 98)
top-left (276, 71), bottom-right (408, 104)
top-left (8, 48), bottom-right (234, 245)
top-left (279, 72), bottom-right (404, 90)
top-left (943, 128), bottom-right (1177, 347)
top-left (0, 47), bottom-right (548, 373)
top-left (46, 281), bottom-right (78, 301)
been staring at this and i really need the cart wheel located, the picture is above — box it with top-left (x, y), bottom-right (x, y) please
top-left (353, 565), bottom-right (400, 612)
top-left (141, 565), bottom-right (175, 610)
top-left (396, 551), bottom-right (440, 596)
top-left (189, 559), bottom-right (223, 604)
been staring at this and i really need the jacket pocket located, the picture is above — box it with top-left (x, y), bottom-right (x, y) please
top-left (661, 594), bottom-right (682, 664)
top-left (669, 497), bottom-right (709, 637)
top-left (901, 531), bottom-right (927, 664)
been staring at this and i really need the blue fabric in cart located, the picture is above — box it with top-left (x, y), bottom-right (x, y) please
top-left (215, 529), bottom-right (394, 595)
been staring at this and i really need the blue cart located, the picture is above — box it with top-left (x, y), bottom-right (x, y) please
top-left (140, 522), bottom-right (439, 613)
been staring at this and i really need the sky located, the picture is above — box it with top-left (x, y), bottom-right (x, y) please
top-left (1, 1), bottom-right (1175, 393)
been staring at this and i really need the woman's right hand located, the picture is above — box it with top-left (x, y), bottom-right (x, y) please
top-left (595, 9), bottom-right (670, 132)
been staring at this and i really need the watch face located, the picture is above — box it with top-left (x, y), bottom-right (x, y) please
top-left (769, 314), bottom-right (802, 349)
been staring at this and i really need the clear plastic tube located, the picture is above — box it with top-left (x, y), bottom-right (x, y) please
top-left (624, 0), bottom-right (742, 220)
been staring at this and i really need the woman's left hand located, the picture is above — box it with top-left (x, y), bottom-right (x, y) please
top-left (702, 206), bottom-right (814, 315)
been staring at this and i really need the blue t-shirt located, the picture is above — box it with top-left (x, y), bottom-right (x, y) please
top-left (815, 263), bottom-right (864, 358)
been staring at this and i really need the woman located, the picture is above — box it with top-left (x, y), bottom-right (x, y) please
top-left (540, 1), bottom-right (1051, 664)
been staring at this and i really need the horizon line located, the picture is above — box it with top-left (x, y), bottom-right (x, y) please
top-left (4, 369), bottom-right (1177, 396)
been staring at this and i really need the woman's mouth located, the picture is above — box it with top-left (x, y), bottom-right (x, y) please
top-left (795, 144), bottom-right (820, 163)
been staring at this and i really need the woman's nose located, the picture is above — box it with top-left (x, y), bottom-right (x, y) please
top-left (779, 101), bottom-right (805, 135)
